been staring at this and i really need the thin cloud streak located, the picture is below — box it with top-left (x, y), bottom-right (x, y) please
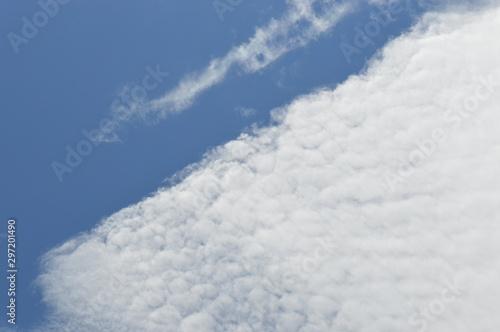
top-left (101, 0), bottom-right (354, 139)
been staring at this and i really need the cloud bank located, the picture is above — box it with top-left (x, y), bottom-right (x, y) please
top-left (37, 2), bottom-right (500, 331)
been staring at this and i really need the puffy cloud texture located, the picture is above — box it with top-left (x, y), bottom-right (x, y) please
top-left (37, 2), bottom-right (500, 331)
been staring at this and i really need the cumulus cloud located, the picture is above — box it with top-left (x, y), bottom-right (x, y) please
top-left (37, 2), bottom-right (500, 331)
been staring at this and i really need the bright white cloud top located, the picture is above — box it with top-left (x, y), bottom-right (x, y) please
top-left (37, 2), bottom-right (500, 331)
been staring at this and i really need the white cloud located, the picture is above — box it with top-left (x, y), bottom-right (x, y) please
top-left (235, 106), bottom-right (258, 118)
top-left (100, 0), bottom-right (354, 139)
top-left (37, 2), bottom-right (500, 331)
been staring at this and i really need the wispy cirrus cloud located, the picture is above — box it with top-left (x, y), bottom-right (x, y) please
top-left (36, 2), bottom-right (500, 331)
top-left (100, 0), bottom-right (355, 140)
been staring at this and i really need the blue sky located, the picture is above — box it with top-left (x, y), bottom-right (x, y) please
top-left (3, 0), bottom-right (497, 331)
